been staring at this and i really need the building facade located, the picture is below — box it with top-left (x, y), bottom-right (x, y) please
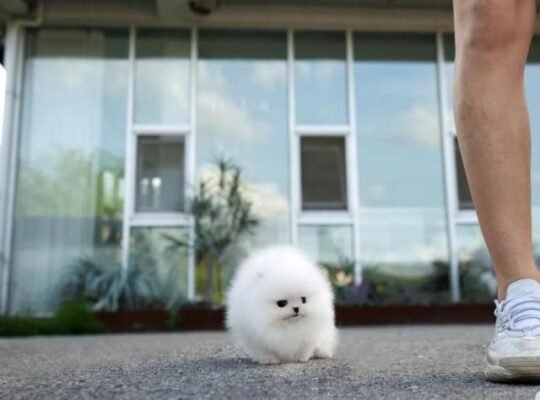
top-left (2, 0), bottom-right (540, 314)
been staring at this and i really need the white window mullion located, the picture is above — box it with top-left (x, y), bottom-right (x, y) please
top-left (288, 29), bottom-right (299, 245)
top-left (0, 24), bottom-right (25, 314)
top-left (436, 31), bottom-right (461, 302)
top-left (130, 214), bottom-right (191, 227)
top-left (455, 211), bottom-right (479, 225)
top-left (126, 26), bottom-right (196, 301)
top-left (293, 30), bottom-right (356, 266)
top-left (133, 124), bottom-right (190, 135)
top-left (346, 29), bottom-right (363, 286)
top-left (298, 211), bottom-right (353, 226)
top-left (296, 125), bottom-right (350, 136)
top-left (121, 26), bottom-right (136, 270)
top-left (186, 27), bottom-right (198, 301)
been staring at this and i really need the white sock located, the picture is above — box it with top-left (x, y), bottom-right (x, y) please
top-left (503, 279), bottom-right (540, 331)
top-left (506, 278), bottom-right (540, 298)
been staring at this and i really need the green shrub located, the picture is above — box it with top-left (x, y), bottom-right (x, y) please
top-left (163, 310), bottom-right (182, 331)
top-left (0, 315), bottom-right (48, 336)
top-left (0, 300), bottom-right (104, 337)
top-left (322, 258), bottom-right (452, 305)
top-left (52, 299), bottom-right (104, 334)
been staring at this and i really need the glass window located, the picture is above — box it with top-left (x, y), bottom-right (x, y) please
top-left (301, 137), bottom-right (347, 211)
top-left (355, 33), bottom-right (449, 304)
top-left (445, 35), bottom-right (474, 212)
top-left (135, 135), bottom-right (185, 213)
top-left (295, 31), bottom-right (348, 126)
top-left (0, 66), bottom-right (5, 144)
top-left (129, 227), bottom-right (189, 308)
top-left (443, 34), bottom-right (456, 132)
top-left (298, 225), bottom-right (353, 267)
top-left (10, 28), bottom-right (129, 313)
top-left (524, 38), bottom-right (540, 262)
top-left (356, 33), bottom-right (444, 208)
top-left (196, 30), bottom-right (290, 301)
top-left (454, 137), bottom-right (474, 210)
top-left (456, 224), bottom-right (495, 303)
top-left (447, 35), bottom-right (540, 301)
top-left (135, 29), bottom-right (190, 125)
top-left (447, 35), bottom-right (540, 208)
top-left (526, 39), bottom-right (540, 208)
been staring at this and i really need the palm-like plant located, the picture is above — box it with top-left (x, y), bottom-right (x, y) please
top-left (59, 256), bottom-right (162, 312)
top-left (165, 159), bottom-right (259, 303)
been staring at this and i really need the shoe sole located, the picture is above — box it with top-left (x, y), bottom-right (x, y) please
top-left (486, 356), bottom-right (540, 382)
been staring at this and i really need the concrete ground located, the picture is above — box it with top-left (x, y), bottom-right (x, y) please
top-left (1, 325), bottom-right (540, 399)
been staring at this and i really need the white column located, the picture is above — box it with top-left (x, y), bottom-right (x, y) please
top-left (121, 26), bottom-right (136, 270)
top-left (186, 27), bottom-right (198, 301)
top-left (287, 29), bottom-right (299, 245)
top-left (436, 32), bottom-right (461, 302)
top-left (0, 23), bottom-right (24, 314)
top-left (346, 30), bottom-right (363, 286)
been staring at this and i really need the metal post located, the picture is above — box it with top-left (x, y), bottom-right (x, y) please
top-left (346, 30), bottom-right (363, 286)
top-left (436, 32), bottom-right (461, 302)
top-left (0, 24), bottom-right (24, 314)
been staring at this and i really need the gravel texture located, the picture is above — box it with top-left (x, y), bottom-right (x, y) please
top-left (1, 325), bottom-right (540, 399)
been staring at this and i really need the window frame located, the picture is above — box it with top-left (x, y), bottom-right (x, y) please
top-left (451, 129), bottom-right (478, 224)
top-left (0, 25), bottom-right (473, 312)
top-left (448, 117), bottom-right (478, 225)
top-left (300, 135), bottom-right (349, 212)
top-left (297, 224), bottom-right (356, 267)
top-left (121, 27), bottom-right (197, 301)
top-left (289, 30), bottom-right (362, 284)
top-left (439, 33), bottom-right (479, 225)
top-left (131, 127), bottom-right (189, 224)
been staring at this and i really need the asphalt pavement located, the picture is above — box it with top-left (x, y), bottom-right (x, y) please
top-left (1, 325), bottom-right (540, 399)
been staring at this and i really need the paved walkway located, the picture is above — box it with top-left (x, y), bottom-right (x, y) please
top-left (1, 325), bottom-right (540, 399)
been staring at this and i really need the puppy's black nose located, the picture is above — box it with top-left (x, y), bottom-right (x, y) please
top-left (293, 307), bottom-right (299, 313)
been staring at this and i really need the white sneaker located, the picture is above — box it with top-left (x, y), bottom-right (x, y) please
top-left (486, 278), bottom-right (540, 381)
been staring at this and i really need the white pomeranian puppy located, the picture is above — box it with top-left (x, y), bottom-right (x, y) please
top-left (226, 245), bottom-right (337, 364)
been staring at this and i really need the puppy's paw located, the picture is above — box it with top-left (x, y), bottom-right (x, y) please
top-left (254, 355), bottom-right (281, 365)
top-left (312, 347), bottom-right (333, 359)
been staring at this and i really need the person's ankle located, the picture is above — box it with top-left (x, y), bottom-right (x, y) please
top-left (497, 271), bottom-right (540, 300)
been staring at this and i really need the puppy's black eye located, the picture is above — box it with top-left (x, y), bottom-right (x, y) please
top-left (276, 300), bottom-right (288, 308)
top-left (301, 297), bottom-right (306, 304)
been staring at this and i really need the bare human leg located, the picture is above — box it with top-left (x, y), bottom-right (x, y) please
top-left (453, 0), bottom-right (540, 382)
top-left (453, 0), bottom-right (539, 300)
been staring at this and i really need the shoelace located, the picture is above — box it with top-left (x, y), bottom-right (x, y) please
top-left (495, 293), bottom-right (540, 332)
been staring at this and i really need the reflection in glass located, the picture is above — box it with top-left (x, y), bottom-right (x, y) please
top-left (295, 31), bottom-right (348, 125)
top-left (136, 135), bottom-right (185, 213)
top-left (196, 30), bottom-right (290, 300)
top-left (443, 35), bottom-right (540, 303)
top-left (445, 36), bottom-right (475, 211)
top-left (443, 34), bottom-right (455, 132)
top-left (301, 137), bottom-right (347, 210)
top-left (355, 33), bottom-right (449, 304)
top-left (456, 224), bottom-right (496, 303)
top-left (135, 29), bottom-right (190, 124)
top-left (10, 28), bottom-right (129, 313)
top-left (298, 225), bottom-right (353, 267)
top-left (445, 35), bottom-right (540, 208)
top-left (534, 209), bottom-right (540, 270)
top-left (130, 227), bottom-right (189, 308)
top-left (454, 137), bottom-right (474, 210)
top-left (524, 38), bottom-right (540, 244)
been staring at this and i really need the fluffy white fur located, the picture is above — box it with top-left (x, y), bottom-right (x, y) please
top-left (226, 245), bottom-right (337, 364)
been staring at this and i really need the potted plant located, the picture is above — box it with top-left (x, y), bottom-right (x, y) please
top-left (164, 159), bottom-right (259, 304)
